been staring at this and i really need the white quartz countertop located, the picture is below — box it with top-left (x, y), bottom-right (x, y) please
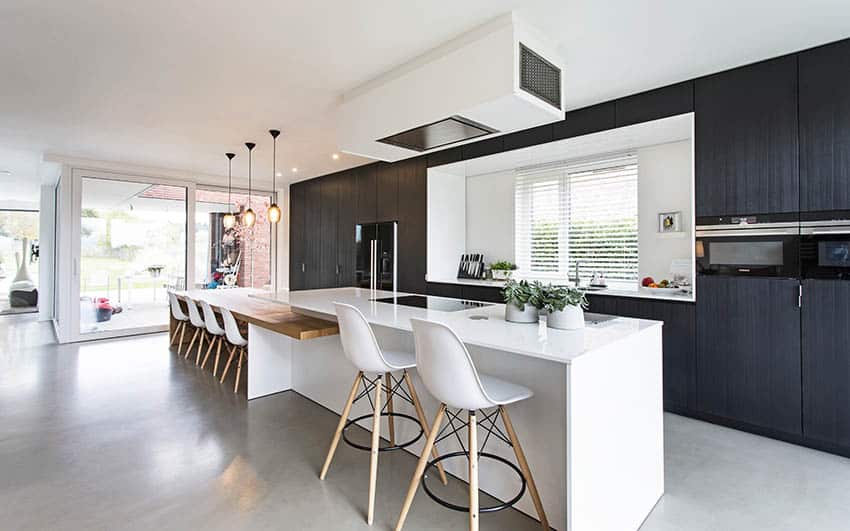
top-left (252, 288), bottom-right (661, 365)
top-left (427, 276), bottom-right (695, 303)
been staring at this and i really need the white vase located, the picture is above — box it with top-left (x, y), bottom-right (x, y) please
top-left (546, 305), bottom-right (585, 330)
top-left (491, 270), bottom-right (513, 281)
top-left (505, 302), bottom-right (539, 323)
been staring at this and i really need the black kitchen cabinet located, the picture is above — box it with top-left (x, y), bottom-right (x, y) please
top-left (802, 279), bottom-right (850, 448)
top-left (397, 158), bottom-right (427, 293)
top-left (696, 276), bottom-right (802, 436)
top-left (376, 162), bottom-right (399, 222)
top-left (427, 146), bottom-right (463, 168)
top-left (356, 164), bottom-right (378, 223)
top-left (337, 171), bottom-right (358, 287)
top-left (552, 102), bottom-right (616, 140)
top-left (461, 285), bottom-right (503, 303)
top-left (303, 179), bottom-right (322, 289)
top-left (503, 123), bottom-right (554, 152)
top-left (426, 282), bottom-right (463, 299)
top-left (586, 295), bottom-right (696, 412)
top-left (614, 81), bottom-right (694, 128)
top-left (695, 55), bottom-right (799, 217)
top-left (289, 182), bottom-right (306, 290)
top-left (462, 135), bottom-right (504, 160)
top-left (319, 176), bottom-right (339, 288)
top-left (799, 39), bottom-right (850, 215)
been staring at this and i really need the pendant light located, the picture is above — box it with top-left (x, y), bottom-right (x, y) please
top-left (243, 142), bottom-right (257, 228)
top-left (222, 153), bottom-right (237, 229)
top-left (267, 129), bottom-right (282, 223)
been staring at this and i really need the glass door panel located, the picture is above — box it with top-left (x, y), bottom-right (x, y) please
top-left (79, 178), bottom-right (186, 335)
top-left (0, 210), bottom-right (40, 315)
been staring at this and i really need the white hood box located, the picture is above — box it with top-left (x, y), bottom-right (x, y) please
top-left (338, 13), bottom-right (565, 162)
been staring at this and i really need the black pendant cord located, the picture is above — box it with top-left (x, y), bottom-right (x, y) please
top-left (226, 152), bottom-right (235, 213)
top-left (245, 142), bottom-right (255, 210)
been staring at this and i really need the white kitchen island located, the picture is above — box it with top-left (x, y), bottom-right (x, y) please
top-left (250, 287), bottom-right (664, 531)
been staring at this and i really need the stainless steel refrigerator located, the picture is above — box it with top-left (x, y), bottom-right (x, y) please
top-left (355, 221), bottom-right (397, 291)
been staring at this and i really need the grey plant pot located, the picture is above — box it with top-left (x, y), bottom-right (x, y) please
top-left (505, 302), bottom-right (539, 323)
top-left (546, 305), bottom-right (585, 330)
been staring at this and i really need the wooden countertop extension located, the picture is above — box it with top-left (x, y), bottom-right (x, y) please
top-left (174, 288), bottom-right (339, 341)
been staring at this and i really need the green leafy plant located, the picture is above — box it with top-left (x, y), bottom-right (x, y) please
top-left (534, 284), bottom-right (588, 313)
top-left (490, 260), bottom-right (518, 271)
top-left (501, 279), bottom-right (539, 309)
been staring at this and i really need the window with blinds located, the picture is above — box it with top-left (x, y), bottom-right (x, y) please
top-left (514, 154), bottom-right (638, 283)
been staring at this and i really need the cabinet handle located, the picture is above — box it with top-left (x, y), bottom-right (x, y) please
top-left (336, 264), bottom-right (340, 275)
top-left (798, 284), bottom-right (802, 308)
top-left (301, 263), bottom-right (305, 273)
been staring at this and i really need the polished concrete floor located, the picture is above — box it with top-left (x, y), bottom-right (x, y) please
top-left (3, 314), bottom-right (850, 530)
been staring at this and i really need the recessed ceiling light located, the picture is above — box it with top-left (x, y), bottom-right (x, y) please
top-left (275, 172), bottom-right (282, 177)
top-left (332, 153), bottom-right (339, 160)
top-left (291, 167), bottom-right (298, 173)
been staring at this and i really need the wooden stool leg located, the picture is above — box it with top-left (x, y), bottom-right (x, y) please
top-left (319, 371), bottom-right (364, 480)
top-left (403, 371), bottom-right (448, 485)
top-left (500, 406), bottom-right (549, 530)
top-left (386, 373), bottom-right (396, 446)
top-left (234, 348), bottom-right (244, 394)
top-left (213, 337), bottom-right (223, 376)
top-left (185, 328), bottom-right (200, 357)
top-left (169, 321), bottom-right (180, 345)
top-left (201, 336), bottom-right (217, 369)
top-left (196, 332), bottom-right (206, 364)
top-left (367, 375), bottom-right (383, 525)
top-left (395, 404), bottom-right (446, 531)
top-left (220, 345), bottom-right (238, 384)
top-left (176, 322), bottom-right (187, 356)
top-left (469, 410), bottom-right (479, 531)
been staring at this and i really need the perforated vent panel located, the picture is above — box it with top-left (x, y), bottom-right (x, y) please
top-left (519, 43), bottom-right (562, 110)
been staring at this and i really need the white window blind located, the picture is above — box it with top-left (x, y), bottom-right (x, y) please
top-left (514, 154), bottom-right (639, 283)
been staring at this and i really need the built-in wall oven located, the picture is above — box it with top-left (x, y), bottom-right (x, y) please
top-left (801, 221), bottom-right (850, 280)
top-left (696, 218), bottom-right (800, 277)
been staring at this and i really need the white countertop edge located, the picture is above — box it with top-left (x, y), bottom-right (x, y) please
top-left (426, 276), bottom-right (695, 303)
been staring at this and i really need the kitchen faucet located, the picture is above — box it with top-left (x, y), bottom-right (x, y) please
top-left (571, 261), bottom-right (582, 287)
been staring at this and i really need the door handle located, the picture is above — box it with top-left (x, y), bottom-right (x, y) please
top-left (336, 264), bottom-right (340, 275)
top-left (301, 263), bottom-right (305, 273)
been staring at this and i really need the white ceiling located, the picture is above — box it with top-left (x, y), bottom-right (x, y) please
top-left (1, 0), bottom-right (848, 188)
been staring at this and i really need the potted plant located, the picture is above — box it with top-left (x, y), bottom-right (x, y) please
top-left (490, 260), bottom-right (518, 281)
top-left (537, 284), bottom-right (588, 330)
top-left (502, 279), bottom-right (540, 323)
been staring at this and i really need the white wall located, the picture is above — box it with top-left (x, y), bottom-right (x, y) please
top-left (637, 140), bottom-right (693, 282)
top-left (465, 170), bottom-right (514, 264)
top-left (38, 184), bottom-right (55, 321)
top-left (426, 169), bottom-right (466, 280)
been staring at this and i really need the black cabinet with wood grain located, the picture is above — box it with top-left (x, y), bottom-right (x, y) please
top-left (303, 179), bottom-right (322, 289)
top-left (799, 39), bottom-right (850, 216)
top-left (696, 276), bottom-right (802, 436)
top-left (426, 282), bottom-right (463, 299)
top-left (376, 162), bottom-right (398, 222)
top-left (397, 158), bottom-right (427, 293)
top-left (337, 171), bottom-right (358, 287)
top-left (289, 181), bottom-right (306, 290)
top-left (695, 55), bottom-right (799, 218)
top-left (356, 164), bottom-right (378, 224)
top-left (614, 81), bottom-right (694, 128)
top-left (319, 175), bottom-right (340, 288)
top-left (802, 279), bottom-right (850, 449)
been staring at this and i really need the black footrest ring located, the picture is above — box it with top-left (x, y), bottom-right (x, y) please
top-left (342, 412), bottom-right (424, 452)
top-left (422, 451), bottom-right (527, 513)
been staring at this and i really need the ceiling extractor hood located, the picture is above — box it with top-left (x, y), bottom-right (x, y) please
top-left (338, 13), bottom-right (565, 162)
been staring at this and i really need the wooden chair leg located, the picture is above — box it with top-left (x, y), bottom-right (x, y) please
top-left (201, 336), bottom-right (217, 369)
top-left (185, 328), bottom-right (200, 357)
top-left (195, 332), bottom-right (205, 363)
top-left (220, 345), bottom-right (238, 384)
top-left (169, 321), bottom-right (180, 345)
top-left (320, 371), bottom-right (364, 480)
top-left (176, 322), bottom-right (187, 356)
top-left (395, 404), bottom-right (446, 531)
top-left (234, 348), bottom-right (245, 394)
top-left (403, 370), bottom-right (448, 485)
top-left (469, 410), bottom-right (479, 531)
top-left (213, 337), bottom-right (223, 377)
top-left (386, 373), bottom-right (396, 446)
top-left (500, 406), bottom-right (549, 530)
top-left (367, 374), bottom-right (383, 525)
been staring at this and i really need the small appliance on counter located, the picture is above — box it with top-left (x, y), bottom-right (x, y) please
top-left (457, 253), bottom-right (486, 279)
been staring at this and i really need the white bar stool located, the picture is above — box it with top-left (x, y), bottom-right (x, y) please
top-left (320, 303), bottom-right (448, 526)
top-left (183, 297), bottom-right (208, 363)
top-left (199, 300), bottom-right (226, 376)
top-left (396, 318), bottom-right (549, 531)
top-left (167, 292), bottom-right (190, 355)
top-left (218, 307), bottom-right (248, 393)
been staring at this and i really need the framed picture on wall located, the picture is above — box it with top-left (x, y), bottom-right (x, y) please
top-left (658, 211), bottom-right (682, 233)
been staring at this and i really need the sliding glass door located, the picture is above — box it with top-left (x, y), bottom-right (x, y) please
top-left (78, 177), bottom-right (187, 336)
top-left (0, 210), bottom-right (39, 315)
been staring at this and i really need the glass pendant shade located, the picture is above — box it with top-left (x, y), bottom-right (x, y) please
top-left (243, 207), bottom-right (256, 228)
top-left (222, 212), bottom-right (236, 228)
top-left (267, 203), bottom-right (281, 223)
top-left (268, 129), bottom-right (281, 223)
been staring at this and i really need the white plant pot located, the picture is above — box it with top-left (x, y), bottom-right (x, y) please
top-left (546, 305), bottom-right (585, 330)
top-left (491, 269), bottom-right (514, 281)
top-left (505, 302), bottom-right (539, 323)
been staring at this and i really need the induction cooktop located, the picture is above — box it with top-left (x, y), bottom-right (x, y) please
top-left (371, 295), bottom-right (492, 312)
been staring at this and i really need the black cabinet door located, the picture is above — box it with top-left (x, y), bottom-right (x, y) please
top-left (337, 171), bottom-right (357, 287)
top-left (319, 176), bottom-right (339, 288)
top-left (552, 102), bottom-right (616, 140)
top-left (462, 285), bottom-right (503, 303)
top-left (356, 164), bottom-right (378, 223)
top-left (288, 182), bottom-right (306, 290)
top-left (614, 81), bottom-right (694, 128)
top-left (802, 279), bottom-right (850, 447)
top-left (303, 179), bottom-right (322, 289)
top-left (376, 162), bottom-right (398, 222)
top-left (799, 39), bottom-right (850, 214)
top-left (426, 282), bottom-right (463, 299)
top-left (397, 157), bottom-right (427, 294)
top-left (695, 56), bottom-right (799, 217)
top-left (696, 276), bottom-right (802, 435)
